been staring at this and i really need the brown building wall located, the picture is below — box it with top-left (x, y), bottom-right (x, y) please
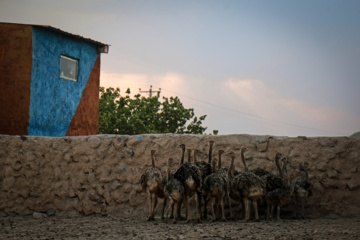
top-left (0, 23), bottom-right (32, 135)
top-left (66, 54), bottom-right (100, 136)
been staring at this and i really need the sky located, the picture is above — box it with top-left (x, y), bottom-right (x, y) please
top-left (1, 0), bottom-right (360, 137)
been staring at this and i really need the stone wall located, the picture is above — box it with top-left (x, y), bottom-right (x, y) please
top-left (0, 134), bottom-right (359, 218)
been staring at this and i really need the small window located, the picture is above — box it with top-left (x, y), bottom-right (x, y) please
top-left (60, 55), bottom-right (78, 81)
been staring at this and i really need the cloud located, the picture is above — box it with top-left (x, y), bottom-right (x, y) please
top-left (156, 73), bottom-right (190, 96)
top-left (100, 71), bottom-right (190, 98)
top-left (224, 78), bottom-right (359, 136)
top-left (100, 72), bottom-right (148, 93)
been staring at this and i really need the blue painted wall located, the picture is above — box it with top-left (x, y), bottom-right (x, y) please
top-left (28, 27), bottom-right (98, 137)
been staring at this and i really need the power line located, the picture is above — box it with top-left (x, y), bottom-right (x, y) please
top-left (159, 87), bottom-right (345, 136)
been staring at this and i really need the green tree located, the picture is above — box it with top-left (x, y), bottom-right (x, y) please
top-left (99, 87), bottom-right (216, 135)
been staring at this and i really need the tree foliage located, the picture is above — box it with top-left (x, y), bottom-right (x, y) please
top-left (99, 87), bottom-right (214, 135)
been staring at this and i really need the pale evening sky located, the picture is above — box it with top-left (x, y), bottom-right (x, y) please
top-left (1, 0), bottom-right (359, 136)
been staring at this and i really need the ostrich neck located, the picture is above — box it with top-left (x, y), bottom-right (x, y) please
top-left (180, 148), bottom-right (185, 165)
top-left (275, 155), bottom-right (283, 178)
top-left (208, 145), bottom-right (213, 163)
top-left (194, 151), bottom-right (197, 163)
top-left (167, 162), bottom-right (170, 181)
top-left (212, 157), bottom-right (216, 172)
top-left (282, 160), bottom-right (288, 177)
top-left (218, 152), bottom-right (222, 169)
top-left (302, 166), bottom-right (309, 180)
top-left (187, 150), bottom-right (191, 163)
top-left (282, 163), bottom-right (290, 187)
top-left (241, 149), bottom-right (248, 172)
top-left (227, 157), bottom-right (235, 178)
top-left (151, 153), bottom-right (156, 168)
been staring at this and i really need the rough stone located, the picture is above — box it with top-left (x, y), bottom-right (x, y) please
top-left (2, 176), bottom-right (15, 191)
top-left (347, 181), bottom-right (360, 191)
top-left (88, 136), bottom-right (101, 149)
top-left (313, 181), bottom-right (325, 195)
top-left (46, 209), bottom-right (56, 216)
top-left (326, 169), bottom-right (338, 179)
top-left (317, 162), bottom-right (327, 172)
top-left (32, 212), bottom-right (47, 218)
top-left (112, 190), bottom-right (128, 204)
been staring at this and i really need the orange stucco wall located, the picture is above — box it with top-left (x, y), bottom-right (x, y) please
top-left (0, 23), bottom-right (32, 135)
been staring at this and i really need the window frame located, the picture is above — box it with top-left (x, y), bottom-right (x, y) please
top-left (60, 55), bottom-right (79, 82)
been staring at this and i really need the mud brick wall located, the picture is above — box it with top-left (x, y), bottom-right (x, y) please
top-left (0, 134), bottom-right (359, 217)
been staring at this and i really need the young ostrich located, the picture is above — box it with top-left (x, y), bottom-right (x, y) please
top-left (261, 153), bottom-right (287, 193)
top-left (292, 162), bottom-right (314, 218)
top-left (266, 157), bottom-right (294, 220)
top-left (202, 152), bottom-right (234, 222)
top-left (194, 141), bottom-right (214, 219)
top-left (215, 149), bottom-right (234, 219)
top-left (165, 158), bottom-right (185, 224)
top-left (169, 144), bottom-right (187, 220)
top-left (140, 150), bottom-right (166, 221)
top-left (173, 146), bottom-right (203, 223)
top-left (247, 152), bottom-right (285, 220)
top-left (230, 146), bottom-right (266, 222)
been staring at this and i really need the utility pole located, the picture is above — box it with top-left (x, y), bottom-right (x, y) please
top-left (139, 85), bottom-right (161, 97)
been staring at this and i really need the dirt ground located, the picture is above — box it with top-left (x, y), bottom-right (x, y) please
top-left (1, 214), bottom-right (360, 240)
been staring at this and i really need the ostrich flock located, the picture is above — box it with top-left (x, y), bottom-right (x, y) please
top-left (140, 140), bottom-right (313, 224)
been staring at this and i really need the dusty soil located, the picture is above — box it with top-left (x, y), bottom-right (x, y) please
top-left (1, 214), bottom-right (360, 240)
